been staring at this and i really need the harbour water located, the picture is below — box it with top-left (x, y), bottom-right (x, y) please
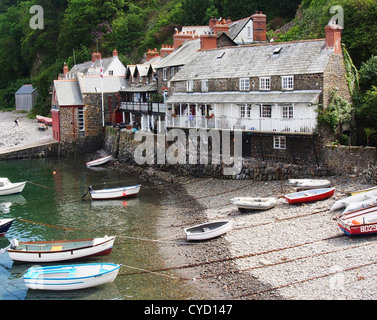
top-left (0, 155), bottom-right (193, 300)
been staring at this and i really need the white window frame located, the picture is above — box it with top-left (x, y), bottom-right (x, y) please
top-left (261, 105), bottom-right (272, 118)
top-left (240, 78), bottom-right (250, 91)
top-left (201, 79), bottom-right (209, 92)
top-left (241, 104), bottom-right (252, 118)
top-left (171, 67), bottom-right (176, 78)
top-left (274, 136), bottom-right (286, 149)
top-left (163, 68), bottom-right (167, 81)
top-left (78, 107), bottom-right (85, 132)
top-left (282, 105), bottom-right (294, 118)
top-left (282, 76), bottom-right (294, 90)
top-left (259, 77), bottom-right (271, 90)
top-left (187, 80), bottom-right (194, 92)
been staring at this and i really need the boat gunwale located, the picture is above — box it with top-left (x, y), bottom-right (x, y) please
top-left (24, 263), bottom-right (121, 281)
top-left (8, 236), bottom-right (115, 254)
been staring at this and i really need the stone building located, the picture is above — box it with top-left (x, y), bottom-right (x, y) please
top-left (51, 50), bottom-right (127, 145)
top-left (164, 22), bottom-right (351, 164)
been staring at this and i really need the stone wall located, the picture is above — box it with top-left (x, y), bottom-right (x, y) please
top-left (323, 144), bottom-right (377, 175)
top-left (0, 141), bottom-right (60, 161)
top-left (105, 129), bottom-right (330, 181)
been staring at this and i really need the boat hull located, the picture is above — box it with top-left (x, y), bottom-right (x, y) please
top-left (185, 220), bottom-right (232, 241)
top-left (8, 236), bottom-right (115, 263)
top-left (231, 197), bottom-right (277, 211)
top-left (0, 182), bottom-right (26, 196)
top-left (0, 219), bottom-right (14, 237)
top-left (86, 155), bottom-right (112, 168)
top-left (90, 185), bottom-right (141, 200)
top-left (285, 187), bottom-right (335, 204)
top-left (337, 205), bottom-right (377, 236)
top-left (24, 263), bottom-right (121, 291)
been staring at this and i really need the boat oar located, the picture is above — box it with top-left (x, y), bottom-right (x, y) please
top-left (0, 244), bottom-right (11, 255)
top-left (82, 186), bottom-right (92, 199)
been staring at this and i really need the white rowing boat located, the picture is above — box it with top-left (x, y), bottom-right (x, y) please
top-left (86, 155), bottom-right (113, 168)
top-left (230, 197), bottom-right (277, 212)
top-left (184, 220), bottom-right (232, 241)
top-left (0, 178), bottom-right (26, 196)
top-left (7, 235), bottom-right (115, 263)
top-left (23, 263), bottom-right (121, 291)
top-left (288, 179), bottom-right (331, 190)
top-left (89, 184), bottom-right (141, 200)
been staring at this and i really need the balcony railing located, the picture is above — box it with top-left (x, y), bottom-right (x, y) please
top-left (166, 115), bottom-right (316, 134)
top-left (121, 102), bottom-right (166, 114)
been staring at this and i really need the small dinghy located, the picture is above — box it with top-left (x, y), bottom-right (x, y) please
top-left (342, 197), bottom-right (377, 215)
top-left (23, 263), bottom-right (121, 291)
top-left (86, 155), bottom-right (113, 168)
top-left (88, 184), bottom-right (141, 200)
top-left (330, 189), bottom-right (377, 212)
top-left (0, 178), bottom-right (26, 196)
top-left (0, 219), bottom-right (14, 237)
top-left (7, 235), bottom-right (115, 263)
top-left (288, 179), bottom-right (331, 190)
top-left (230, 197), bottom-right (277, 212)
top-left (337, 205), bottom-right (377, 236)
top-left (184, 220), bottom-right (232, 241)
top-left (285, 187), bottom-right (335, 204)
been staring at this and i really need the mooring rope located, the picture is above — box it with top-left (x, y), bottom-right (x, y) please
top-left (26, 181), bottom-right (55, 191)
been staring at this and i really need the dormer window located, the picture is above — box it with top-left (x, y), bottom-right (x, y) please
top-left (282, 76), bottom-right (294, 90)
top-left (187, 80), bottom-right (194, 92)
top-left (240, 78), bottom-right (250, 91)
top-left (259, 77), bottom-right (270, 90)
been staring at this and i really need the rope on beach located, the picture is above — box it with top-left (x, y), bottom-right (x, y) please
top-left (119, 264), bottom-right (190, 280)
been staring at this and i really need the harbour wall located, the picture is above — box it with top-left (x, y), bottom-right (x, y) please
top-left (104, 128), bottom-right (377, 181)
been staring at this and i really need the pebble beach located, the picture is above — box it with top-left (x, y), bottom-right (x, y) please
top-left (1, 111), bottom-right (376, 300)
top-left (137, 167), bottom-right (377, 300)
top-left (0, 111), bottom-right (52, 151)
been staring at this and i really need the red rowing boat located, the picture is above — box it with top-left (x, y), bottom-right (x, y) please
top-left (284, 187), bottom-right (335, 204)
top-left (337, 205), bottom-right (377, 236)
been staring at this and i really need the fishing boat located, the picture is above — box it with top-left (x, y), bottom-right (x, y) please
top-left (89, 184), bottom-right (141, 200)
top-left (0, 178), bottom-right (27, 196)
top-left (337, 205), bottom-right (377, 236)
top-left (23, 263), bottom-right (121, 291)
top-left (342, 197), bottom-right (377, 215)
top-left (0, 219), bottom-right (14, 237)
top-left (288, 179), bottom-right (331, 190)
top-left (230, 197), bottom-right (277, 212)
top-left (184, 220), bottom-right (232, 241)
top-left (86, 155), bottom-right (113, 168)
top-left (284, 187), bottom-right (335, 204)
top-left (7, 235), bottom-right (115, 263)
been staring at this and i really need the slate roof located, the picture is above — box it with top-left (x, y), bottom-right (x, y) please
top-left (15, 85), bottom-right (37, 95)
top-left (53, 80), bottom-right (84, 106)
top-left (171, 39), bottom-right (332, 82)
top-left (77, 75), bottom-right (127, 94)
top-left (69, 57), bottom-right (115, 76)
top-left (156, 39), bottom-right (201, 69)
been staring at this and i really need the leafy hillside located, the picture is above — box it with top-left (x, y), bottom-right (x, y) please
top-left (0, 0), bottom-right (375, 124)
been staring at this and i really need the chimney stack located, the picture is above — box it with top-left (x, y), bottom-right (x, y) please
top-left (325, 24), bottom-right (343, 54)
top-left (92, 52), bottom-right (102, 62)
top-left (146, 48), bottom-right (160, 61)
top-left (63, 62), bottom-right (69, 76)
top-left (112, 49), bottom-right (119, 57)
top-left (160, 45), bottom-right (174, 58)
top-left (212, 18), bottom-right (230, 35)
top-left (200, 33), bottom-right (217, 50)
top-left (173, 31), bottom-right (199, 50)
top-left (252, 11), bottom-right (267, 42)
